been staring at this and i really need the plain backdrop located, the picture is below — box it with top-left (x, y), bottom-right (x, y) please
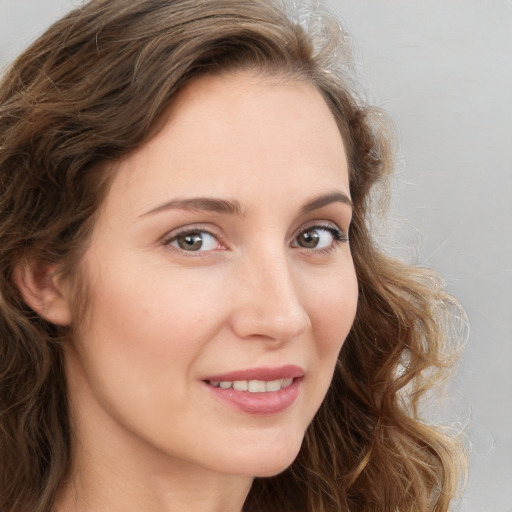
top-left (1, 1), bottom-right (511, 511)
top-left (325, 2), bottom-right (512, 511)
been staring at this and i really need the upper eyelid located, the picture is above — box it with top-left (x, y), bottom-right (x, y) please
top-left (293, 223), bottom-right (346, 242)
top-left (293, 220), bottom-right (346, 237)
top-left (162, 223), bottom-right (221, 240)
top-left (162, 227), bottom-right (226, 255)
top-left (163, 219), bottom-right (342, 234)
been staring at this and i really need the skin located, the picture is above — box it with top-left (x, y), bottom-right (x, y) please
top-left (51, 71), bottom-right (358, 511)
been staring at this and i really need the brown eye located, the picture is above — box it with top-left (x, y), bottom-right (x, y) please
top-left (168, 231), bottom-right (219, 252)
top-left (296, 229), bottom-right (320, 248)
top-left (293, 225), bottom-right (345, 250)
top-left (177, 233), bottom-right (203, 251)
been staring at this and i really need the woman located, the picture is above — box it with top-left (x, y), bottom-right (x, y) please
top-left (0, 0), bottom-right (465, 511)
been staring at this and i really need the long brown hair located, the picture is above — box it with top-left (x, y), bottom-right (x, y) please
top-left (0, 1), bottom-right (465, 510)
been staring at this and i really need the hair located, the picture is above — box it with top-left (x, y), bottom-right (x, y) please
top-left (0, 0), bottom-right (466, 511)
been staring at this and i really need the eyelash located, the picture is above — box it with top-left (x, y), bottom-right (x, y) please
top-left (162, 223), bottom-right (348, 256)
top-left (294, 223), bottom-right (348, 254)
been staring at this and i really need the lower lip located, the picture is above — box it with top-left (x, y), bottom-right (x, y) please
top-left (203, 378), bottom-right (302, 415)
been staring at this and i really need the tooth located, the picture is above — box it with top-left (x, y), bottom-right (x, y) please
top-left (281, 378), bottom-right (293, 389)
top-left (266, 379), bottom-right (281, 392)
top-left (233, 380), bottom-right (248, 391)
top-left (213, 377), bottom-right (295, 392)
top-left (248, 380), bottom-right (266, 393)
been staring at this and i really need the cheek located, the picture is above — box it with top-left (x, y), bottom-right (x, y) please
top-left (67, 262), bottom-right (229, 444)
top-left (302, 261), bottom-right (358, 402)
top-left (308, 262), bottom-right (358, 349)
top-left (78, 265), bottom-right (219, 369)
top-left (72, 254), bottom-right (239, 410)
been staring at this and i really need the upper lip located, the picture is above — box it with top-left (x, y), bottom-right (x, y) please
top-left (203, 365), bottom-right (304, 382)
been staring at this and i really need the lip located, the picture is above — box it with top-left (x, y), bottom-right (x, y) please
top-left (203, 365), bottom-right (304, 383)
top-left (202, 365), bottom-right (304, 415)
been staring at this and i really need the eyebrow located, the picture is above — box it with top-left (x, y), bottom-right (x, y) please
top-left (299, 191), bottom-right (352, 214)
top-left (141, 191), bottom-right (352, 217)
top-left (141, 197), bottom-right (244, 216)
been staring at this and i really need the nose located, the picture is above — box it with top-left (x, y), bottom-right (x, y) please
top-left (228, 249), bottom-right (311, 344)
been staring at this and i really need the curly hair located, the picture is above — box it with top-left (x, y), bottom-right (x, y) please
top-left (0, 0), bottom-right (466, 510)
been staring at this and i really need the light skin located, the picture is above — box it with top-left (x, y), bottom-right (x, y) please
top-left (19, 71), bottom-right (358, 511)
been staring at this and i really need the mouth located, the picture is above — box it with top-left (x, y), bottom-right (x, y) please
top-left (202, 365), bottom-right (304, 415)
top-left (207, 378), bottom-right (294, 393)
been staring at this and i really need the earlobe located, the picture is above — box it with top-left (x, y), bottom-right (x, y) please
top-left (13, 260), bottom-right (73, 326)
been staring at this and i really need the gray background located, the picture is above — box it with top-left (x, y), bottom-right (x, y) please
top-left (325, 2), bottom-right (512, 511)
top-left (1, 1), bottom-right (511, 510)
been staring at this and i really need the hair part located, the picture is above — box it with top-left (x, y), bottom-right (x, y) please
top-left (0, 1), bottom-right (466, 511)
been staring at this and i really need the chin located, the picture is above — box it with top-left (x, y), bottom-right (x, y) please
top-left (251, 457), bottom-right (299, 478)
top-left (220, 434), bottom-right (304, 478)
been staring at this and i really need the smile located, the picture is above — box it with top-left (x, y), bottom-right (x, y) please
top-left (202, 366), bottom-right (304, 415)
top-left (208, 378), bottom-right (293, 392)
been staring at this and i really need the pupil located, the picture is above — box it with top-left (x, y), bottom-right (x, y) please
top-left (179, 233), bottom-right (203, 250)
top-left (300, 230), bottom-right (319, 248)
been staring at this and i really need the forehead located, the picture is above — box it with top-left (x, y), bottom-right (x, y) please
top-left (103, 71), bottom-right (350, 216)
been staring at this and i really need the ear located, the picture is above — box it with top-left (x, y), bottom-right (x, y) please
top-left (13, 259), bottom-right (73, 326)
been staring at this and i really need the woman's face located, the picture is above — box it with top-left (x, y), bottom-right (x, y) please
top-left (64, 71), bottom-right (358, 480)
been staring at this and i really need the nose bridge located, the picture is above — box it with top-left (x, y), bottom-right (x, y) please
top-left (230, 243), bottom-right (311, 342)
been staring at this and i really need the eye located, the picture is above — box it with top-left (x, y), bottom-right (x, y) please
top-left (167, 230), bottom-right (221, 252)
top-left (293, 224), bottom-right (346, 250)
